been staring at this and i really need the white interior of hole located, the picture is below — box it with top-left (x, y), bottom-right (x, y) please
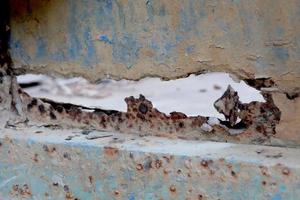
top-left (17, 72), bottom-right (265, 119)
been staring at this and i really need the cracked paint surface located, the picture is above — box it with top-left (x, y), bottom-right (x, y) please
top-left (8, 0), bottom-right (300, 96)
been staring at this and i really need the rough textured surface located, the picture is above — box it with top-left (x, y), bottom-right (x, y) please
top-left (7, 83), bottom-right (294, 147)
top-left (0, 73), bottom-right (297, 147)
top-left (214, 86), bottom-right (281, 137)
top-left (0, 127), bottom-right (300, 200)
top-left (9, 0), bottom-right (300, 95)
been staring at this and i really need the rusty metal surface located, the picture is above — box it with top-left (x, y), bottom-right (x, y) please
top-left (7, 0), bottom-right (300, 143)
top-left (0, 72), bottom-right (298, 147)
top-left (5, 79), bottom-right (294, 147)
top-left (9, 0), bottom-right (300, 95)
top-left (0, 127), bottom-right (300, 200)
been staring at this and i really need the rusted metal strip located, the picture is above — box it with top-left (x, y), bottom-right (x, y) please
top-left (13, 81), bottom-right (290, 147)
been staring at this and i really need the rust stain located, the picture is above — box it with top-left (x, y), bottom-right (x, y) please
top-left (169, 185), bottom-right (176, 193)
top-left (136, 163), bottom-right (144, 171)
top-left (1, 75), bottom-right (289, 146)
top-left (104, 146), bottom-right (119, 156)
top-left (88, 176), bottom-right (93, 184)
top-left (282, 167), bottom-right (290, 176)
top-left (214, 85), bottom-right (281, 136)
top-left (11, 184), bottom-right (32, 197)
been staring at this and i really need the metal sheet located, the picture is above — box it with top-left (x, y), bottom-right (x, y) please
top-left (0, 127), bottom-right (299, 199)
top-left (9, 0), bottom-right (300, 94)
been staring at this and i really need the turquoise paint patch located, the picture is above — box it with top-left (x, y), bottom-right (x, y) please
top-left (279, 185), bottom-right (286, 193)
top-left (83, 27), bottom-right (97, 65)
top-left (10, 39), bottom-right (32, 63)
top-left (98, 35), bottom-right (113, 44)
top-left (35, 37), bottom-right (46, 58)
top-left (112, 34), bottom-right (141, 68)
top-left (68, 1), bottom-right (82, 60)
top-left (186, 45), bottom-right (195, 54)
top-left (128, 192), bottom-right (135, 200)
top-left (272, 194), bottom-right (282, 200)
top-left (273, 47), bottom-right (289, 61)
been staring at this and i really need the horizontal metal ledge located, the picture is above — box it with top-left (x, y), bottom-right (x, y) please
top-left (0, 127), bottom-right (299, 200)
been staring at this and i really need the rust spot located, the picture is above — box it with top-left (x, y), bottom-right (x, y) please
top-left (154, 159), bottom-right (162, 169)
top-left (63, 152), bottom-right (71, 160)
top-left (43, 145), bottom-right (56, 153)
top-left (163, 156), bottom-right (172, 163)
top-left (198, 194), bottom-right (204, 200)
top-left (282, 167), bottom-right (290, 175)
top-left (169, 185), bottom-right (176, 193)
top-left (163, 168), bottom-right (170, 175)
top-left (136, 163), bottom-right (143, 171)
top-left (259, 166), bottom-right (269, 177)
top-left (11, 184), bottom-right (32, 197)
top-left (170, 112), bottom-right (187, 120)
top-left (32, 153), bottom-right (38, 162)
top-left (200, 160), bottom-right (210, 168)
top-left (114, 190), bottom-right (120, 196)
top-left (104, 147), bottom-right (119, 156)
top-left (262, 181), bottom-right (267, 186)
top-left (65, 192), bottom-right (73, 200)
top-left (63, 185), bottom-right (70, 192)
top-left (88, 176), bottom-right (93, 184)
top-left (52, 183), bottom-right (58, 186)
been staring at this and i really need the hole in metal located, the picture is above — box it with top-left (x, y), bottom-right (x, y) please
top-left (17, 72), bottom-right (264, 119)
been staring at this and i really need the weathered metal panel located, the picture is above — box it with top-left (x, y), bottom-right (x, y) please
top-left (0, 128), bottom-right (300, 199)
top-left (9, 0), bottom-right (300, 94)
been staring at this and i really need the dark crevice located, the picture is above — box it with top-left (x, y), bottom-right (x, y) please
top-left (0, 0), bottom-right (12, 70)
top-left (286, 92), bottom-right (300, 100)
top-left (19, 81), bottom-right (41, 88)
top-left (219, 120), bottom-right (247, 129)
top-left (244, 78), bottom-right (275, 90)
top-left (40, 98), bottom-right (120, 116)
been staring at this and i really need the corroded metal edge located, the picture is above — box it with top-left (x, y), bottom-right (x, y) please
top-left (10, 76), bottom-right (293, 147)
top-left (0, 127), bottom-right (299, 199)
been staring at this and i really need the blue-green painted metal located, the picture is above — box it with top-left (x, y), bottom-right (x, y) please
top-left (0, 128), bottom-right (299, 199)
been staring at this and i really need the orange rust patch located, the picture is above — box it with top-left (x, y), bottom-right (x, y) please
top-left (169, 185), bottom-right (176, 193)
top-left (104, 146), bottom-right (119, 157)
